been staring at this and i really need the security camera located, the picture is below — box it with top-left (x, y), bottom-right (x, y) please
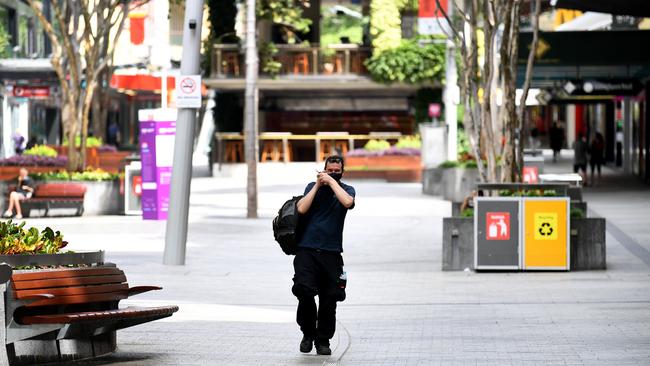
top-left (189, 19), bottom-right (196, 30)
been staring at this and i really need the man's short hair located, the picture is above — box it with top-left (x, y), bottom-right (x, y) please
top-left (324, 155), bottom-right (345, 172)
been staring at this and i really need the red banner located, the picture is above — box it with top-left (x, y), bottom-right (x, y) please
top-left (129, 14), bottom-right (146, 45)
top-left (419, 0), bottom-right (448, 18)
top-left (12, 86), bottom-right (50, 98)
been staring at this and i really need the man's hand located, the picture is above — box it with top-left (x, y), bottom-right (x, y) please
top-left (317, 172), bottom-right (336, 186)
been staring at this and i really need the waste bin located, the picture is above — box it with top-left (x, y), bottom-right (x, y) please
top-left (124, 161), bottom-right (142, 215)
top-left (522, 197), bottom-right (570, 270)
top-left (474, 197), bottom-right (521, 270)
top-left (523, 156), bottom-right (544, 183)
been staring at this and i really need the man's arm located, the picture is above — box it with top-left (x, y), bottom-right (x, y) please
top-left (297, 182), bottom-right (320, 214)
top-left (320, 174), bottom-right (354, 208)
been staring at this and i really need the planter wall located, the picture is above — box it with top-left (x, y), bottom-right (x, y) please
top-left (346, 155), bottom-right (422, 182)
top-left (442, 217), bottom-right (474, 271)
top-left (422, 167), bottom-right (480, 201)
top-left (422, 168), bottom-right (443, 195)
top-left (571, 217), bottom-right (606, 270)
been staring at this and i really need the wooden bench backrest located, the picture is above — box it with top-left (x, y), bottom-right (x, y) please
top-left (34, 183), bottom-right (87, 198)
top-left (11, 267), bottom-right (128, 307)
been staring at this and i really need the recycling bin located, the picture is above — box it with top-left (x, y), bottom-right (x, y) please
top-left (522, 197), bottom-right (570, 270)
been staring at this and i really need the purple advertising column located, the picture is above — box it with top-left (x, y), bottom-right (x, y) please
top-left (138, 109), bottom-right (177, 220)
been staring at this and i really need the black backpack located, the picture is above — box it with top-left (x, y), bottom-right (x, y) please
top-left (272, 196), bottom-right (303, 255)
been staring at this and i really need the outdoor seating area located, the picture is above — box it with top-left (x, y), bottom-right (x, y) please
top-left (211, 44), bottom-right (372, 78)
top-left (6, 183), bottom-right (87, 218)
top-left (215, 132), bottom-right (407, 164)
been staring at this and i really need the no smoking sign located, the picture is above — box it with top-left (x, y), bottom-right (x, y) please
top-left (175, 75), bottom-right (202, 108)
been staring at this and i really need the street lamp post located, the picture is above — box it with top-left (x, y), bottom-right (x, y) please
top-left (163, 0), bottom-right (203, 265)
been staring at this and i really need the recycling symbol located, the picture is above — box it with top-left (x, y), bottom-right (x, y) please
top-left (539, 222), bottom-right (553, 236)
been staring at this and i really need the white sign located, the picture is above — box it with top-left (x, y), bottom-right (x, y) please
top-left (175, 75), bottom-right (202, 108)
top-left (418, 17), bottom-right (450, 36)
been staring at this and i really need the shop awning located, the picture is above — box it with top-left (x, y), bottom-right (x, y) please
top-left (0, 59), bottom-right (56, 80)
top-left (551, 0), bottom-right (650, 17)
top-left (110, 74), bottom-right (175, 92)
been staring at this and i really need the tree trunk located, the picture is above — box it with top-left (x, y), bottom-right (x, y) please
top-left (244, 0), bottom-right (259, 218)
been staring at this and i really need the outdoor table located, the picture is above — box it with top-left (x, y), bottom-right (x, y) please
top-left (214, 132), bottom-right (412, 166)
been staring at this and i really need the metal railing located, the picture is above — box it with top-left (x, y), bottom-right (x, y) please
top-left (211, 43), bottom-right (371, 78)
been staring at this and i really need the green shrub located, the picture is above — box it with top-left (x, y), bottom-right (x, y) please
top-left (62, 136), bottom-right (103, 148)
top-left (395, 135), bottom-right (421, 149)
top-left (365, 39), bottom-right (445, 84)
top-left (439, 160), bottom-right (459, 168)
top-left (460, 208), bottom-right (474, 218)
top-left (32, 169), bottom-right (118, 182)
top-left (570, 208), bottom-right (585, 219)
top-left (364, 139), bottom-right (391, 152)
top-left (24, 145), bottom-right (58, 158)
top-left (0, 220), bottom-right (67, 255)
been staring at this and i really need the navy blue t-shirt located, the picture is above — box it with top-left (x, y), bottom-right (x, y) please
top-left (298, 181), bottom-right (356, 252)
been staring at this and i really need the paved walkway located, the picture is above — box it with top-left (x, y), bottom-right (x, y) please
top-left (16, 159), bottom-right (650, 365)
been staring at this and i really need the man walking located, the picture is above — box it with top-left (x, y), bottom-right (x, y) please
top-left (293, 155), bottom-right (355, 355)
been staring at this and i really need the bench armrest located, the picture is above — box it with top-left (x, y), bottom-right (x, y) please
top-left (128, 286), bottom-right (162, 297)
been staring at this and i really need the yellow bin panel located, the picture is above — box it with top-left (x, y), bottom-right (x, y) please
top-left (524, 199), bottom-right (569, 269)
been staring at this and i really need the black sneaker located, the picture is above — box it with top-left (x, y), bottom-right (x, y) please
top-left (315, 343), bottom-right (331, 355)
top-left (300, 335), bottom-right (313, 353)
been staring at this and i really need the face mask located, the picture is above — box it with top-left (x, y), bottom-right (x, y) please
top-left (328, 172), bottom-right (342, 182)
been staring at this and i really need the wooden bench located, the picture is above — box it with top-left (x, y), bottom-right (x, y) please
top-left (3, 265), bottom-right (178, 354)
top-left (8, 183), bottom-right (87, 217)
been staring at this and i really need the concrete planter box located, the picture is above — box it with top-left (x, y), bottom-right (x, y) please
top-left (422, 168), bottom-right (444, 195)
top-left (442, 217), bottom-right (474, 271)
top-left (422, 167), bottom-right (479, 201)
top-left (345, 155), bottom-right (422, 182)
top-left (571, 217), bottom-right (606, 270)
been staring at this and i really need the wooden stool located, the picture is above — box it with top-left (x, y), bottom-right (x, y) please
top-left (223, 53), bottom-right (240, 76)
top-left (261, 141), bottom-right (293, 162)
top-left (225, 141), bottom-right (244, 162)
top-left (293, 53), bottom-right (309, 75)
top-left (319, 140), bottom-right (348, 161)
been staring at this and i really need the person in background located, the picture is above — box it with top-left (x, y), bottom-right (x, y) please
top-left (549, 122), bottom-right (564, 162)
top-left (4, 168), bottom-right (34, 220)
top-left (572, 134), bottom-right (590, 186)
top-left (12, 130), bottom-right (25, 155)
top-left (589, 132), bottom-right (605, 187)
top-left (460, 190), bottom-right (484, 213)
top-left (106, 120), bottom-right (121, 146)
top-left (25, 136), bottom-right (38, 150)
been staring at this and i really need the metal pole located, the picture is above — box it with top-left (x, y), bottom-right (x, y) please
top-left (163, 0), bottom-right (203, 265)
top-left (444, 0), bottom-right (458, 161)
top-left (244, 0), bottom-right (259, 218)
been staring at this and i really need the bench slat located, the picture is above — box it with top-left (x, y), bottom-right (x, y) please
top-left (15, 283), bottom-right (129, 299)
top-left (12, 274), bottom-right (127, 290)
top-left (12, 268), bottom-right (123, 282)
top-left (24, 291), bottom-right (128, 307)
top-left (20, 306), bottom-right (179, 324)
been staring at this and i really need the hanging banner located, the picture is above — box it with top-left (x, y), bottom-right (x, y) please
top-left (418, 0), bottom-right (450, 35)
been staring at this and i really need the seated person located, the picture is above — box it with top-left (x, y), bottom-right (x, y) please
top-left (460, 190), bottom-right (483, 212)
top-left (4, 168), bottom-right (34, 220)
